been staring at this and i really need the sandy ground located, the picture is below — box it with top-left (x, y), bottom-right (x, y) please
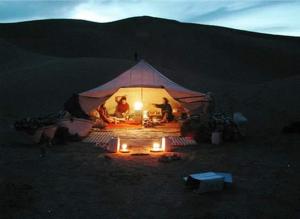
top-left (1, 123), bottom-right (299, 218)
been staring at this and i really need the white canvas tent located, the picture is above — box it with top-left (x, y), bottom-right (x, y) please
top-left (78, 60), bottom-right (207, 115)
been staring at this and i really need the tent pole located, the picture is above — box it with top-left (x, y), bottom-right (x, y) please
top-left (141, 87), bottom-right (143, 127)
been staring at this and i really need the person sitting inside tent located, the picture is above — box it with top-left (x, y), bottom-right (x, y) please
top-left (97, 103), bottom-right (115, 124)
top-left (115, 96), bottom-right (130, 118)
top-left (153, 97), bottom-right (174, 123)
top-left (89, 103), bottom-right (115, 128)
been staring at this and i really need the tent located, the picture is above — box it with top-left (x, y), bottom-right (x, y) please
top-left (78, 60), bottom-right (207, 116)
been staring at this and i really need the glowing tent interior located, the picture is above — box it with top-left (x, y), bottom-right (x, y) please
top-left (78, 60), bottom-right (207, 117)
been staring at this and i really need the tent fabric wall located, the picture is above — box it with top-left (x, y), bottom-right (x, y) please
top-left (78, 60), bottom-right (207, 114)
top-left (103, 87), bottom-right (183, 114)
top-left (78, 96), bottom-right (111, 115)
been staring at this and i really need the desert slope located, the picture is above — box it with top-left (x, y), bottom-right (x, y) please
top-left (1, 17), bottom-right (300, 83)
top-left (0, 16), bottom-right (299, 133)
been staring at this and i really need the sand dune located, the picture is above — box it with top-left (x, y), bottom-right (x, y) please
top-left (0, 16), bottom-right (299, 133)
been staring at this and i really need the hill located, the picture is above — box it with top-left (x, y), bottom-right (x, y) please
top-left (0, 16), bottom-right (299, 133)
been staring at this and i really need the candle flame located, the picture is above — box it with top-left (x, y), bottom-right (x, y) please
top-left (151, 142), bottom-right (163, 152)
top-left (120, 143), bottom-right (129, 152)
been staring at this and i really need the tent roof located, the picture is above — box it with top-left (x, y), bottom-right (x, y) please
top-left (80, 60), bottom-right (204, 99)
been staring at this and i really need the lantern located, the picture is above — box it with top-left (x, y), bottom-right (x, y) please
top-left (107, 137), bottom-right (120, 153)
top-left (134, 101), bottom-right (143, 111)
top-left (161, 136), bottom-right (172, 152)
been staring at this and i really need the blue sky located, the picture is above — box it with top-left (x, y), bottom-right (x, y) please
top-left (0, 0), bottom-right (299, 36)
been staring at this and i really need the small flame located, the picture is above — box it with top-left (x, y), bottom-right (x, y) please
top-left (143, 110), bottom-right (148, 119)
top-left (120, 143), bottom-right (129, 152)
top-left (151, 142), bottom-right (163, 152)
top-left (121, 143), bottom-right (127, 150)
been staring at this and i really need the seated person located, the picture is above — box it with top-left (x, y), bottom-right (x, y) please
top-left (97, 103), bottom-right (115, 124)
top-left (89, 109), bottom-right (100, 121)
top-left (153, 97), bottom-right (174, 123)
top-left (89, 103), bottom-right (114, 128)
top-left (115, 96), bottom-right (129, 118)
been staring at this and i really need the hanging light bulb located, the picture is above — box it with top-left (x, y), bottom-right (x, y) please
top-left (134, 101), bottom-right (143, 111)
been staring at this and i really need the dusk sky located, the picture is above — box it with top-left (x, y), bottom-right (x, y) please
top-left (0, 0), bottom-right (299, 36)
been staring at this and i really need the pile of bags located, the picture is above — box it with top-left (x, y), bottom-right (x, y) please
top-left (14, 111), bottom-right (83, 144)
top-left (180, 112), bottom-right (247, 143)
top-left (14, 113), bottom-right (63, 135)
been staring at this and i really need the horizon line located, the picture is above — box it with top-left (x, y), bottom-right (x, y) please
top-left (1, 15), bottom-right (299, 38)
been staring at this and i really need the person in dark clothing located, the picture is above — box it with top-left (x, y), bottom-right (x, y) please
top-left (64, 94), bottom-right (89, 119)
top-left (153, 97), bottom-right (174, 123)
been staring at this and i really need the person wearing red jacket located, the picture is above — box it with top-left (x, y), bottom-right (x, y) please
top-left (114, 96), bottom-right (129, 118)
